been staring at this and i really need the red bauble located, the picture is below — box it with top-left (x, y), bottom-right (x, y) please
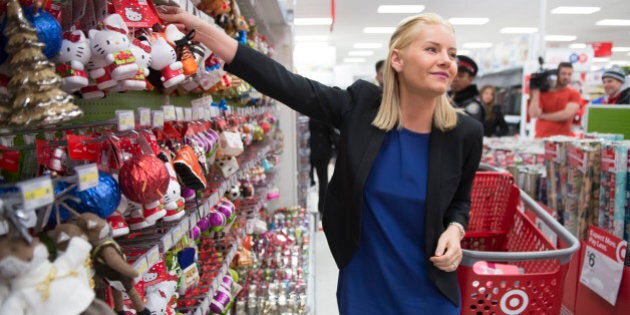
top-left (119, 155), bottom-right (170, 204)
top-left (259, 121), bottom-right (271, 134)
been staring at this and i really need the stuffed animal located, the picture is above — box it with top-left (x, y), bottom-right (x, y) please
top-left (53, 30), bottom-right (91, 93)
top-left (0, 235), bottom-right (94, 315)
top-left (86, 50), bottom-right (117, 91)
top-left (89, 14), bottom-right (138, 81)
top-left (149, 37), bottom-right (185, 89)
top-left (116, 39), bottom-right (152, 91)
top-left (164, 24), bottom-right (197, 76)
top-left (161, 157), bottom-right (186, 222)
top-left (77, 213), bottom-right (151, 315)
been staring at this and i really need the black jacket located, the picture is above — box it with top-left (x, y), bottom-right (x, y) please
top-left (451, 84), bottom-right (485, 123)
top-left (225, 44), bottom-right (483, 306)
top-left (483, 104), bottom-right (509, 137)
top-left (612, 87), bottom-right (630, 105)
top-left (309, 118), bottom-right (336, 161)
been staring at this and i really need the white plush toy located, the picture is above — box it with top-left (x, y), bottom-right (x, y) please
top-left (85, 49), bottom-right (117, 91)
top-left (89, 14), bottom-right (138, 81)
top-left (0, 236), bottom-right (94, 315)
top-left (116, 39), bottom-right (152, 91)
top-left (162, 161), bottom-right (185, 222)
top-left (149, 37), bottom-right (185, 89)
top-left (53, 30), bottom-right (91, 93)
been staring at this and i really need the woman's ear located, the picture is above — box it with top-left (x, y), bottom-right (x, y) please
top-left (390, 49), bottom-right (403, 73)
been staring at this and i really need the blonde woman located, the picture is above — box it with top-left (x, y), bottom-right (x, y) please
top-left (480, 85), bottom-right (508, 136)
top-left (159, 7), bottom-right (482, 314)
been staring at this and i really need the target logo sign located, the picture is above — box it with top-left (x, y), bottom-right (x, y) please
top-left (500, 289), bottom-right (529, 314)
top-left (617, 242), bottom-right (627, 263)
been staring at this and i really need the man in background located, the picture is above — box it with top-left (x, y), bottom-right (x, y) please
top-left (375, 59), bottom-right (384, 87)
top-left (529, 62), bottom-right (581, 138)
top-left (449, 55), bottom-right (484, 123)
top-left (601, 65), bottom-right (630, 104)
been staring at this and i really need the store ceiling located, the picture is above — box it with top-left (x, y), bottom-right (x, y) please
top-left (291, 0), bottom-right (630, 69)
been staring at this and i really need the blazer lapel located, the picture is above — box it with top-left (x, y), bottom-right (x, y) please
top-left (425, 127), bottom-right (444, 254)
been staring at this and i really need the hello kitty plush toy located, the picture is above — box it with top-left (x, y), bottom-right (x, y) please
top-left (89, 14), bottom-right (138, 81)
top-left (161, 158), bottom-right (185, 222)
top-left (149, 37), bottom-right (186, 89)
top-left (85, 45), bottom-right (117, 91)
top-left (165, 24), bottom-right (198, 76)
top-left (53, 30), bottom-right (91, 93)
top-left (117, 39), bottom-right (152, 91)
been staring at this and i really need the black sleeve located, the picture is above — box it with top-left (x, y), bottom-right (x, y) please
top-left (494, 105), bottom-right (509, 136)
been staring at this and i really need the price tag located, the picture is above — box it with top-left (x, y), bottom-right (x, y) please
top-left (172, 225), bottom-right (184, 243)
top-left (181, 216), bottom-right (190, 232)
top-left (75, 163), bottom-right (99, 191)
top-left (175, 107), bottom-right (184, 121)
top-left (152, 110), bottom-right (164, 129)
top-left (18, 176), bottom-right (54, 211)
top-left (116, 110), bottom-right (135, 131)
top-left (146, 246), bottom-right (161, 267)
top-left (162, 105), bottom-right (176, 121)
top-left (132, 256), bottom-right (149, 276)
top-left (161, 231), bottom-right (174, 251)
top-left (184, 108), bottom-right (192, 121)
top-left (138, 108), bottom-right (151, 127)
top-left (192, 105), bottom-right (202, 120)
top-left (579, 225), bottom-right (627, 305)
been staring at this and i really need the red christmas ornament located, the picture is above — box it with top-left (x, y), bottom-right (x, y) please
top-left (119, 155), bottom-right (170, 204)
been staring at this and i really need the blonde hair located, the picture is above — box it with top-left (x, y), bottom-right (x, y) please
top-left (372, 13), bottom-right (460, 132)
top-left (480, 85), bottom-right (497, 122)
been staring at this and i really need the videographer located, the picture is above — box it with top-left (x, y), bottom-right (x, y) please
top-left (528, 62), bottom-right (581, 138)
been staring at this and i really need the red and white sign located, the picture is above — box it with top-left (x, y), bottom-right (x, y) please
top-left (589, 42), bottom-right (613, 57)
top-left (580, 225), bottom-right (627, 305)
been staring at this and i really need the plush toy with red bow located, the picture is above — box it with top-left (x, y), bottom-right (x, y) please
top-left (53, 30), bottom-right (91, 93)
top-left (149, 36), bottom-right (185, 89)
top-left (88, 14), bottom-right (138, 82)
top-left (116, 38), bottom-right (152, 91)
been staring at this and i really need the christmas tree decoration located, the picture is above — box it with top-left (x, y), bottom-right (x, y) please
top-left (2, 0), bottom-right (82, 126)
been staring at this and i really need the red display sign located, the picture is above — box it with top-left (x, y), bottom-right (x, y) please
top-left (589, 42), bottom-right (613, 57)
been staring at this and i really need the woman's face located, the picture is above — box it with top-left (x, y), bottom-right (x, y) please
top-left (391, 24), bottom-right (457, 96)
top-left (481, 88), bottom-right (494, 104)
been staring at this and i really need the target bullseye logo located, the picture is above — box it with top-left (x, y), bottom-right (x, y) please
top-left (617, 242), bottom-right (627, 263)
top-left (500, 289), bottom-right (529, 314)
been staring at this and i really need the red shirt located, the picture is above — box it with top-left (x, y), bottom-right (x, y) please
top-left (535, 87), bottom-right (582, 138)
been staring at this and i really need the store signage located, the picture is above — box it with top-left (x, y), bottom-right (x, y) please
top-left (152, 110), bottom-right (164, 129)
top-left (138, 108), bottom-right (151, 127)
top-left (75, 164), bottom-right (99, 191)
top-left (18, 176), bottom-right (54, 211)
top-left (588, 42), bottom-right (613, 57)
top-left (162, 105), bottom-right (176, 121)
top-left (545, 48), bottom-right (594, 72)
top-left (116, 110), bottom-right (135, 131)
top-left (580, 225), bottom-right (627, 305)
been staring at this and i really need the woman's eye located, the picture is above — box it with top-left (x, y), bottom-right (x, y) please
top-left (449, 53), bottom-right (457, 59)
top-left (426, 47), bottom-right (437, 52)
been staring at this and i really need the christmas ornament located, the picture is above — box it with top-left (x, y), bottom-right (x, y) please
top-left (53, 30), bottom-right (91, 93)
top-left (148, 36), bottom-right (185, 89)
top-left (88, 13), bottom-right (137, 81)
top-left (22, 5), bottom-right (62, 59)
top-left (3, 0), bottom-right (82, 126)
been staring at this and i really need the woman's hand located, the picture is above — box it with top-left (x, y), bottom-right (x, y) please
top-left (156, 5), bottom-right (201, 34)
top-left (429, 225), bottom-right (463, 272)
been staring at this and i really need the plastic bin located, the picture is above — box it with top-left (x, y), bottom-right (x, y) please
top-left (459, 165), bottom-right (580, 315)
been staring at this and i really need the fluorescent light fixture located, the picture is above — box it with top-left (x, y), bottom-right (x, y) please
top-left (348, 50), bottom-right (374, 56)
top-left (449, 18), bottom-right (489, 25)
top-left (596, 19), bottom-right (630, 26)
top-left (377, 5), bottom-right (425, 14)
top-left (343, 58), bottom-right (366, 63)
top-left (551, 6), bottom-right (600, 14)
top-left (463, 42), bottom-right (493, 48)
top-left (569, 43), bottom-right (587, 49)
top-left (354, 43), bottom-right (383, 49)
top-left (590, 65), bottom-right (603, 71)
top-left (294, 17), bottom-right (332, 26)
top-left (593, 57), bottom-right (610, 63)
top-left (612, 47), bottom-right (630, 52)
top-left (545, 35), bottom-right (577, 42)
top-left (294, 35), bottom-right (329, 42)
top-left (363, 27), bottom-right (396, 34)
top-left (500, 27), bottom-right (538, 34)
top-left (457, 49), bottom-right (471, 55)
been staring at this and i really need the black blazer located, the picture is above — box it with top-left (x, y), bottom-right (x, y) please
top-left (225, 44), bottom-right (483, 306)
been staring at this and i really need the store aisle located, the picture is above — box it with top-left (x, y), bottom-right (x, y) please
top-left (308, 171), bottom-right (339, 315)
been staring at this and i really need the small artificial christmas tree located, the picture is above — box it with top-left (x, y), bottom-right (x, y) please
top-left (2, 0), bottom-right (82, 126)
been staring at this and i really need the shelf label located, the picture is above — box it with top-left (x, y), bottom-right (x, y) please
top-left (146, 246), bottom-right (160, 267)
top-left (18, 176), bottom-right (54, 211)
top-left (132, 256), bottom-right (149, 277)
top-left (162, 105), bottom-right (176, 121)
top-left (138, 108), bottom-right (151, 127)
top-left (184, 108), bottom-right (192, 121)
top-left (116, 110), bottom-right (135, 131)
top-left (580, 225), bottom-right (627, 305)
top-left (175, 107), bottom-right (184, 121)
top-left (75, 163), bottom-right (99, 191)
top-left (152, 110), bottom-right (164, 129)
top-left (161, 231), bottom-right (173, 251)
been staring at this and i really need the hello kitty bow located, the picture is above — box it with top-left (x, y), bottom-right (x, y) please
top-left (62, 32), bottom-right (81, 42)
top-left (104, 24), bottom-right (128, 35)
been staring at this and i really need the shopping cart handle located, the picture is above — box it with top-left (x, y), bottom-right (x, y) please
top-left (461, 182), bottom-right (580, 266)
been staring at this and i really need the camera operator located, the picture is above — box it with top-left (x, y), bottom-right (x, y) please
top-left (449, 55), bottom-right (484, 123)
top-left (528, 62), bottom-right (582, 138)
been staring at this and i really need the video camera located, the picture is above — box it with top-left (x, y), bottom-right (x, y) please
top-left (529, 57), bottom-right (556, 92)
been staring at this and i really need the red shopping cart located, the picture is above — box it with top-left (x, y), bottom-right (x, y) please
top-left (459, 164), bottom-right (580, 315)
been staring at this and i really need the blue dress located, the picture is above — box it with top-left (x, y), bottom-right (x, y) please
top-left (337, 128), bottom-right (460, 314)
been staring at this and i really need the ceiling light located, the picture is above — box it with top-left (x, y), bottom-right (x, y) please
top-left (612, 47), bottom-right (630, 52)
top-left (500, 27), bottom-right (538, 34)
top-left (590, 65), bottom-right (603, 71)
top-left (612, 60), bottom-right (630, 66)
top-left (294, 35), bottom-right (329, 42)
top-left (463, 42), bottom-right (493, 48)
top-left (596, 19), bottom-right (630, 26)
top-left (448, 18), bottom-right (489, 25)
top-left (348, 50), bottom-right (374, 56)
top-left (343, 58), bottom-right (366, 63)
top-left (363, 27), bottom-right (396, 34)
top-left (457, 49), bottom-right (471, 55)
top-left (377, 5), bottom-right (425, 14)
top-left (294, 18), bottom-right (332, 26)
top-left (545, 35), bottom-right (577, 42)
top-left (354, 43), bottom-right (383, 49)
top-left (569, 43), bottom-right (587, 49)
top-left (593, 57), bottom-right (610, 63)
top-left (551, 6), bottom-right (600, 14)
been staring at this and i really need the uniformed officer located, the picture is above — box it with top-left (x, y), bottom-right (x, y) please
top-left (449, 55), bottom-right (484, 123)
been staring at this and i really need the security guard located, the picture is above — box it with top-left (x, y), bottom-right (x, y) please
top-left (449, 55), bottom-right (484, 123)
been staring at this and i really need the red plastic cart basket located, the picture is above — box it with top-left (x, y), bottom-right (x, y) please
top-left (459, 165), bottom-right (580, 315)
